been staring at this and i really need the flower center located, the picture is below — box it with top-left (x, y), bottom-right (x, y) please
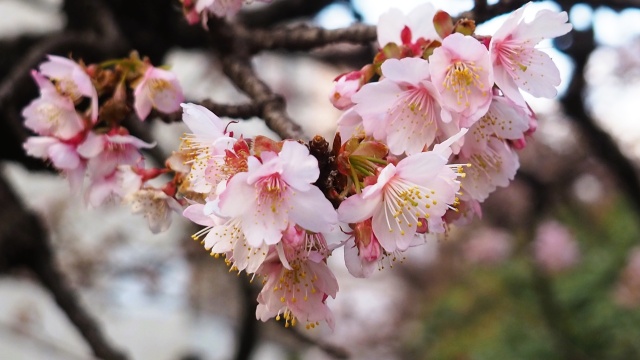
top-left (37, 103), bottom-right (63, 127)
top-left (257, 174), bottom-right (287, 213)
top-left (443, 61), bottom-right (485, 106)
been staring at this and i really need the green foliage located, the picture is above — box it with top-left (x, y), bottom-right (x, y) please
top-left (403, 197), bottom-right (640, 359)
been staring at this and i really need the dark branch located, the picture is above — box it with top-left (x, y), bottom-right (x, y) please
top-left (238, 0), bottom-right (336, 28)
top-left (0, 176), bottom-right (128, 360)
top-left (559, 28), bottom-right (640, 214)
top-left (243, 24), bottom-right (377, 53)
top-left (221, 55), bottom-right (305, 140)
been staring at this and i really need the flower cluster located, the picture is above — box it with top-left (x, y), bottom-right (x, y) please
top-left (331, 1), bottom-right (570, 275)
top-left (21, 2), bottom-right (572, 331)
top-left (22, 52), bottom-right (185, 232)
top-left (175, 2), bottom-right (570, 329)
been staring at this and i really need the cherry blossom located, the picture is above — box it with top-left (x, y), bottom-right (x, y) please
top-left (343, 219), bottom-right (383, 278)
top-left (458, 137), bottom-right (519, 202)
top-left (77, 128), bottom-right (155, 178)
top-left (533, 220), bottom-right (580, 273)
top-left (183, 199), bottom-right (272, 274)
top-left (84, 166), bottom-right (142, 208)
top-left (214, 140), bottom-right (338, 248)
top-left (23, 135), bottom-right (87, 192)
top-left (490, 2), bottom-right (572, 105)
top-left (38, 55), bottom-right (99, 121)
top-left (352, 57), bottom-right (453, 155)
top-left (377, 2), bottom-right (440, 48)
top-left (125, 188), bottom-right (183, 233)
top-left (180, 103), bottom-right (236, 194)
top-left (330, 70), bottom-right (366, 110)
top-left (430, 33), bottom-right (494, 123)
top-left (22, 71), bottom-right (85, 140)
top-left (463, 228), bottom-right (512, 266)
top-left (134, 66), bottom-right (184, 121)
top-left (338, 130), bottom-right (467, 252)
top-left (256, 226), bottom-right (338, 329)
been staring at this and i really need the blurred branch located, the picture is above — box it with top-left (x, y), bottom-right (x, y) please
top-left (235, 280), bottom-right (260, 360)
top-left (0, 176), bottom-right (128, 360)
top-left (559, 28), bottom-right (640, 215)
top-left (566, 0), bottom-right (640, 10)
top-left (243, 24), bottom-right (376, 52)
top-left (238, 0), bottom-right (336, 28)
top-left (0, 321), bottom-right (95, 360)
top-left (288, 328), bottom-right (350, 359)
top-left (459, 0), bottom-right (529, 24)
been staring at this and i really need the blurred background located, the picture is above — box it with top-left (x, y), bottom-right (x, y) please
top-left (1, 0), bottom-right (640, 359)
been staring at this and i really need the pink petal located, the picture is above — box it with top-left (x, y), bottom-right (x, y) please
top-left (337, 192), bottom-right (380, 224)
top-left (288, 186), bottom-right (338, 233)
top-left (381, 57), bottom-right (431, 86)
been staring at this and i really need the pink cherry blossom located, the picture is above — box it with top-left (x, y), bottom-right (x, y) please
top-left (180, 103), bottom-right (235, 194)
top-left (430, 33), bottom-right (494, 122)
top-left (463, 228), bottom-right (512, 266)
top-left (84, 165), bottom-right (142, 208)
top-left (39, 55), bottom-right (99, 121)
top-left (134, 66), bottom-right (184, 121)
top-left (336, 108), bottom-right (364, 144)
top-left (533, 220), bottom-right (580, 273)
top-left (352, 57), bottom-right (453, 155)
top-left (490, 3), bottom-right (571, 106)
top-left (255, 228), bottom-right (338, 329)
top-left (125, 188), bottom-right (183, 233)
top-left (444, 198), bottom-right (482, 226)
top-left (461, 95), bottom-right (531, 157)
top-left (77, 129), bottom-right (155, 178)
top-left (337, 130), bottom-right (467, 252)
top-left (23, 135), bottom-right (87, 192)
top-left (23, 136), bottom-right (82, 170)
top-left (330, 71), bottom-right (364, 110)
top-left (343, 219), bottom-right (383, 278)
top-left (457, 137), bottom-right (519, 202)
top-left (214, 140), bottom-right (338, 248)
top-left (22, 71), bottom-right (85, 140)
top-left (184, 202), bottom-right (270, 274)
top-left (377, 3), bottom-right (440, 48)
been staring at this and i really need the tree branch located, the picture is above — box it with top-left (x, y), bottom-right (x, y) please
top-left (0, 175), bottom-right (128, 360)
top-left (243, 24), bottom-right (377, 53)
top-left (559, 28), bottom-right (640, 214)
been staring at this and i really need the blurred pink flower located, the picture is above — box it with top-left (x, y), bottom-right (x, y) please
top-left (463, 228), bottom-right (512, 266)
top-left (39, 55), bottom-right (99, 121)
top-left (134, 66), bottom-right (184, 120)
top-left (533, 220), bottom-right (580, 273)
top-left (22, 71), bottom-right (85, 140)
